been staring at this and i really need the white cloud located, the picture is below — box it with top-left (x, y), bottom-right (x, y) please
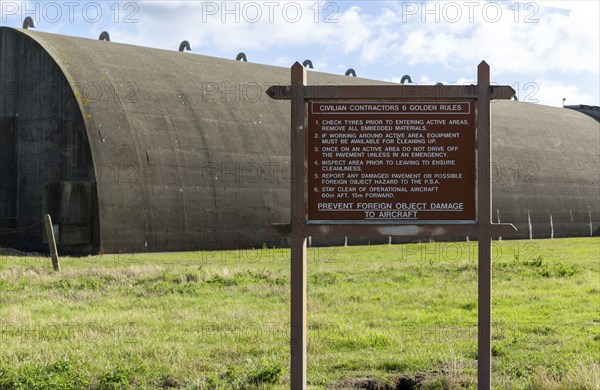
top-left (335, 6), bottom-right (372, 53)
top-left (107, 1), bottom-right (369, 54)
top-left (340, 1), bottom-right (599, 76)
top-left (530, 79), bottom-right (594, 107)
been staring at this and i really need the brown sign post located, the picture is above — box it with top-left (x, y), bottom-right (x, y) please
top-left (267, 61), bottom-right (517, 390)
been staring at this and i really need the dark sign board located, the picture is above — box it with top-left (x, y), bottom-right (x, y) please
top-left (307, 101), bottom-right (476, 222)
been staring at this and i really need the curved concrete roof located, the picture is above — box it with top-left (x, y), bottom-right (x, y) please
top-left (491, 100), bottom-right (599, 237)
top-left (1, 27), bottom-right (598, 252)
top-left (7, 27), bottom-right (390, 252)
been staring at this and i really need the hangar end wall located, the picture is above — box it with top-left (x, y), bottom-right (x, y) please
top-left (0, 28), bottom-right (97, 254)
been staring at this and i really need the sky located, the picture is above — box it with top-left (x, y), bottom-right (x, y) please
top-left (1, 0), bottom-right (598, 107)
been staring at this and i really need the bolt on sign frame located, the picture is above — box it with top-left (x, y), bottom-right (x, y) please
top-left (267, 61), bottom-right (517, 390)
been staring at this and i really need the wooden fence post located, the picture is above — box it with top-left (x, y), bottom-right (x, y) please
top-left (44, 214), bottom-right (60, 272)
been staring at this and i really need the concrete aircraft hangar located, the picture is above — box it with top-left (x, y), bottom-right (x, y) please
top-left (0, 26), bottom-right (598, 255)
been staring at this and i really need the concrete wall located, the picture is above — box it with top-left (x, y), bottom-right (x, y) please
top-left (0, 27), bottom-right (598, 254)
top-left (0, 27), bottom-right (96, 254)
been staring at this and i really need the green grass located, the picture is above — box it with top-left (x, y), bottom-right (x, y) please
top-left (0, 237), bottom-right (598, 389)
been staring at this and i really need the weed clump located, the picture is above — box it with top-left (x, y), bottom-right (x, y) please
top-left (0, 359), bottom-right (89, 389)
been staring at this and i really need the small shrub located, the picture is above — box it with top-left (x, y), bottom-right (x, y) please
top-left (157, 374), bottom-right (184, 389)
top-left (0, 359), bottom-right (89, 390)
top-left (491, 344), bottom-right (504, 357)
top-left (182, 273), bottom-right (199, 283)
top-left (99, 367), bottom-right (133, 390)
top-left (378, 360), bottom-right (409, 372)
top-left (553, 262), bottom-right (578, 277)
top-left (223, 365), bottom-right (245, 388)
top-left (0, 366), bottom-right (17, 388)
top-left (526, 256), bottom-right (544, 267)
top-left (205, 375), bottom-right (224, 390)
top-left (205, 275), bottom-right (242, 287)
top-left (248, 361), bottom-right (285, 385)
top-left (537, 262), bottom-right (578, 278)
top-left (311, 272), bottom-right (337, 286)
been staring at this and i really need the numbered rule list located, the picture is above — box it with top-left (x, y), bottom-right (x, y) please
top-left (307, 101), bottom-right (477, 222)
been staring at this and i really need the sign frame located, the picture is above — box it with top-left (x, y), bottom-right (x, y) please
top-left (267, 61), bottom-right (517, 390)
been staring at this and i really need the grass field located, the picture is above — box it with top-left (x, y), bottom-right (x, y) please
top-left (0, 237), bottom-right (598, 389)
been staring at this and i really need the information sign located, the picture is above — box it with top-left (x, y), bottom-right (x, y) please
top-left (307, 101), bottom-right (476, 222)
